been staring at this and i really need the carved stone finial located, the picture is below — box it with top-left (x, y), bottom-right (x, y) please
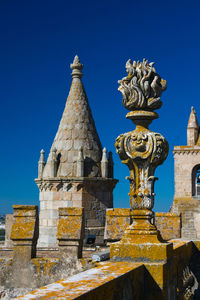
top-left (70, 55), bottom-right (83, 78)
top-left (101, 147), bottom-right (108, 178)
top-left (113, 58), bottom-right (168, 245)
top-left (118, 58), bottom-right (167, 123)
top-left (39, 149), bottom-right (45, 163)
top-left (101, 147), bottom-right (108, 163)
top-left (38, 149), bottom-right (45, 178)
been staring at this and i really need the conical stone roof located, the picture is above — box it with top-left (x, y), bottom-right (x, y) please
top-left (43, 56), bottom-right (102, 178)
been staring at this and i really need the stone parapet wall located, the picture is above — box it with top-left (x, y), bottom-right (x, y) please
top-left (16, 240), bottom-right (200, 299)
top-left (16, 262), bottom-right (145, 299)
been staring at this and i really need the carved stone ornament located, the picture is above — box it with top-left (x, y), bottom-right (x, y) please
top-left (116, 127), bottom-right (168, 209)
top-left (182, 266), bottom-right (198, 300)
top-left (118, 58), bottom-right (167, 112)
top-left (114, 58), bottom-right (168, 242)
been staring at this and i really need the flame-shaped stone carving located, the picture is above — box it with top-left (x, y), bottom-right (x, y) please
top-left (116, 58), bottom-right (168, 211)
top-left (118, 58), bottom-right (167, 111)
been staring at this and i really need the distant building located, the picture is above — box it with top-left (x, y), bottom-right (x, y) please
top-left (171, 107), bottom-right (200, 239)
top-left (35, 56), bottom-right (118, 247)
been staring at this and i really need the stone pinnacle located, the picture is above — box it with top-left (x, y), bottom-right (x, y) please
top-left (70, 55), bottom-right (83, 78)
top-left (188, 106), bottom-right (199, 129)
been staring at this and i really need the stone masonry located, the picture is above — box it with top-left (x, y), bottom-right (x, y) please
top-left (35, 56), bottom-right (117, 247)
top-left (171, 107), bottom-right (200, 239)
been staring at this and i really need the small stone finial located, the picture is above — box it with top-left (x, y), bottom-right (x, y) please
top-left (77, 147), bottom-right (84, 177)
top-left (38, 149), bottom-right (45, 178)
top-left (49, 148), bottom-right (57, 177)
top-left (188, 106), bottom-right (199, 129)
top-left (187, 106), bottom-right (199, 145)
top-left (39, 149), bottom-right (45, 163)
top-left (101, 147), bottom-right (108, 178)
top-left (70, 55), bottom-right (83, 78)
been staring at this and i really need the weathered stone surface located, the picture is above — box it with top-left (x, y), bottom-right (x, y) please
top-left (10, 205), bottom-right (39, 261)
top-left (57, 207), bottom-right (84, 258)
top-left (155, 212), bottom-right (181, 241)
top-left (104, 208), bottom-right (131, 243)
top-left (171, 197), bottom-right (200, 239)
top-left (9, 205), bottom-right (39, 288)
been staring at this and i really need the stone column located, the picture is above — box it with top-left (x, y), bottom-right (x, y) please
top-left (57, 207), bottom-right (84, 258)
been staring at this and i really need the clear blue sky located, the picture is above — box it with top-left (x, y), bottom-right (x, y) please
top-left (1, 0), bottom-right (200, 214)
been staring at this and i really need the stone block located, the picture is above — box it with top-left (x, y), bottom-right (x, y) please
top-left (155, 212), bottom-right (181, 241)
top-left (72, 200), bottom-right (82, 207)
top-left (57, 207), bottom-right (84, 258)
top-left (104, 208), bottom-right (131, 243)
top-left (72, 193), bottom-right (82, 201)
top-left (110, 240), bottom-right (173, 263)
top-left (10, 205), bottom-right (39, 265)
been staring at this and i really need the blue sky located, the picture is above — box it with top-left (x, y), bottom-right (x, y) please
top-left (1, 0), bottom-right (200, 214)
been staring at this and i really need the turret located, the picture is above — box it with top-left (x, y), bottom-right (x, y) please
top-left (35, 56), bottom-right (118, 248)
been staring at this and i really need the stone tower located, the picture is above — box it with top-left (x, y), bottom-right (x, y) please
top-left (35, 56), bottom-right (118, 247)
top-left (171, 107), bottom-right (200, 239)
